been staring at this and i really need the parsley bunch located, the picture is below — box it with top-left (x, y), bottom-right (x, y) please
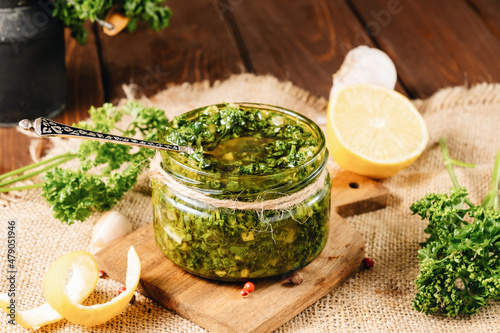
top-left (0, 101), bottom-right (169, 224)
top-left (411, 138), bottom-right (500, 316)
top-left (52, 0), bottom-right (172, 44)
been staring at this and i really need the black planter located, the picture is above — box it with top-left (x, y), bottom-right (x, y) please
top-left (0, 0), bottom-right (66, 126)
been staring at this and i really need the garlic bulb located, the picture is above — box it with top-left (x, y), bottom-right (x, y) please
top-left (330, 45), bottom-right (397, 98)
top-left (90, 211), bottom-right (132, 253)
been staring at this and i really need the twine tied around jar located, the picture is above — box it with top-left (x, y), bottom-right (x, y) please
top-left (149, 152), bottom-right (329, 211)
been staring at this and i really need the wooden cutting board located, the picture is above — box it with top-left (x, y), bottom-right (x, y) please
top-left (94, 171), bottom-right (388, 333)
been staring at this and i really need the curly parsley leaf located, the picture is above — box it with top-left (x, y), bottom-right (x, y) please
top-left (41, 102), bottom-right (169, 224)
top-left (42, 168), bottom-right (113, 224)
top-left (411, 138), bottom-right (500, 316)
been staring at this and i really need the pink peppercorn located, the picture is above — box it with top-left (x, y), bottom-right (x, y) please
top-left (362, 257), bottom-right (374, 269)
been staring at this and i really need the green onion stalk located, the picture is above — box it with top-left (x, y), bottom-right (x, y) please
top-left (0, 153), bottom-right (78, 193)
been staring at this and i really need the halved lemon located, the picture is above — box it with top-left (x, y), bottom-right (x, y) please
top-left (327, 84), bottom-right (428, 178)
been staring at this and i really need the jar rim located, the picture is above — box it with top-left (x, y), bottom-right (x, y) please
top-left (161, 102), bottom-right (328, 195)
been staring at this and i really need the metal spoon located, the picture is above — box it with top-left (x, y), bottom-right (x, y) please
top-left (19, 117), bottom-right (195, 154)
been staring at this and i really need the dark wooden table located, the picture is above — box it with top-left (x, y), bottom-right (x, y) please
top-left (2, 0), bottom-right (500, 174)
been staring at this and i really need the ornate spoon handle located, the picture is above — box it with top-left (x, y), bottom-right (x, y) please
top-left (19, 117), bottom-right (195, 154)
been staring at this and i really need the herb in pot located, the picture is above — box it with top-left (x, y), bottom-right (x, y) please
top-left (411, 138), bottom-right (500, 316)
top-left (52, 0), bottom-right (172, 44)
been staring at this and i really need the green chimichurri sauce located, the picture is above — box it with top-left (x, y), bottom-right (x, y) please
top-left (153, 103), bottom-right (330, 281)
top-left (163, 103), bottom-right (319, 175)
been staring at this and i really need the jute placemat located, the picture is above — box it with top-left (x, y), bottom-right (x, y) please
top-left (2, 74), bottom-right (500, 332)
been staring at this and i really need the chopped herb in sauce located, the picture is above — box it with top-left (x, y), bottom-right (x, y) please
top-left (164, 103), bottom-right (318, 175)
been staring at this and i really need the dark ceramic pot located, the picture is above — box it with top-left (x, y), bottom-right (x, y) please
top-left (0, 0), bottom-right (66, 126)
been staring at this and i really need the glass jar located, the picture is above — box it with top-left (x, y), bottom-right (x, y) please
top-left (152, 103), bottom-right (330, 281)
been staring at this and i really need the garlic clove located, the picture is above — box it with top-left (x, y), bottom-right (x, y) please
top-left (90, 211), bottom-right (132, 254)
top-left (331, 46), bottom-right (397, 98)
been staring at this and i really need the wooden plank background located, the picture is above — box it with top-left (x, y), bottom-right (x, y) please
top-left (2, 0), bottom-right (500, 173)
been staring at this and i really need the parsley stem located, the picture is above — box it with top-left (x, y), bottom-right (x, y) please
top-left (439, 138), bottom-right (474, 207)
top-left (450, 158), bottom-right (476, 168)
top-left (0, 152), bottom-right (76, 182)
top-left (0, 153), bottom-right (78, 188)
top-left (0, 182), bottom-right (44, 193)
top-left (439, 138), bottom-right (462, 189)
top-left (482, 150), bottom-right (500, 209)
top-left (114, 127), bottom-right (126, 134)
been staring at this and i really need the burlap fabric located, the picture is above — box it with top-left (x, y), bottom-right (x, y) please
top-left (2, 74), bottom-right (500, 332)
